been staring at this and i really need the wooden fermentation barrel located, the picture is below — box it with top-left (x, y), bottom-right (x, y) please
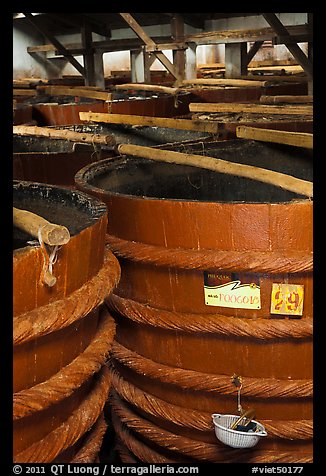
top-left (75, 139), bottom-right (313, 463)
top-left (13, 181), bottom-right (121, 463)
top-left (30, 90), bottom-right (192, 126)
top-left (13, 124), bottom-right (212, 187)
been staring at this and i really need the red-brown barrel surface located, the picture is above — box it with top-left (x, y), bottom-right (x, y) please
top-left (13, 181), bottom-right (121, 463)
top-left (75, 139), bottom-right (313, 463)
top-left (30, 90), bottom-right (193, 126)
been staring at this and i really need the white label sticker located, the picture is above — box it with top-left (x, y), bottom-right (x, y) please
top-left (204, 272), bottom-right (261, 309)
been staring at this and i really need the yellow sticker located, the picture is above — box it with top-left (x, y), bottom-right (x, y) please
top-left (270, 283), bottom-right (304, 316)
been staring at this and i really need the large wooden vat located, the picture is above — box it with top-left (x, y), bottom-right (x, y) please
top-left (13, 181), bottom-right (121, 462)
top-left (13, 124), bottom-right (212, 187)
top-left (30, 90), bottom-right (193, 126)
top-left (75, 139), bottom-right (313, 463)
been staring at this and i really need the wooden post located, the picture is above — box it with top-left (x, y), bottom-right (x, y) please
top-left (185, 42), bottom-right (197, 80)
top-left (81, 21), bottom-right (95, 86)
top-left (13, 125), bottom-right (116, 146)
top-left (79, 112), bottom-right (220, 134)
top-left (131, 48), bottom-right (151, 83)
top-left (171, 14), bottom-right (186, 86)
top-left (93, 52), bottom-right (105, 89)
top-left (236, 126), bottom-right (313, 149)
top-left (225, 42), bottom-right (248, 78)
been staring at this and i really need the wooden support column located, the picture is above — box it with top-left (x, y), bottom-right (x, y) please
top-left (225, 42), bottom-right (248, 78)
top-left (130, 48), bottom-right (151, 83)
top-left (185, 42), bottom-right (197, 80)
top-left (81, 22), bottom-right (105, 88)
top-left (171, 14), bottom-right (186, 86)
top-left (81, 21), bottom-right (95, 86)
top-left (93, 53), bottom-right (105, 89)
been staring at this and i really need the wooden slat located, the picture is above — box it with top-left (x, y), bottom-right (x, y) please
top-left (115, 83), bottom-right (178, 95)
top-left (236, 125), bottom-right (313, 149)
top-left (13, 89), bottom-right (37, 97)
top-left (117, 143), bottom-right (313, 198)
top-left (79, 112), bottom-right (220, 134)
top-left (36, 86), bottom-right (112, 101)
top-left (188, 102), bottom-right (313, 116)
top-left (240, 74), bottom-right (307, 83)
top-left (260, 95), bottom-right (313, 104)
top-left (186, 24), bottom-right (309, 45)
top-left (13, 125), bottom-right (116, 146)
top-left (182, 78), bottom-right (267, 87)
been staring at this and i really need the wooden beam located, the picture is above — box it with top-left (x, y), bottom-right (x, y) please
top-left (189, 102), bottom-right (313, 116)
top-left (246, 41), bottom-right (264, 65)
top-left (262, 13), bottom-right (313, 79)
top-left (236, 125), bottom-right (313, 149)
top-left (13, 125), bottom-right (116, 146)
top-left (27, 36), bottom-right (176, 54)
top-left (117, 143), bottom-right (313, 198)
top-left (115, 83), bottom-right (179, 95)
top-left (46, 13), bottom-right (111, 38)
top-left (152, 51), bottom-right (181, 81)
top-left (36, 85), bottom-right (112, 101)
top-left (182, 78), bottom-right (268, 87)
top-left (81, 20), bottom-right (96, 87)
top-left (171, 14), bottom-right (186, 85)
top-left (119, 13), bottom-right (156, 48)
top-left (118, 13), bottom-right (181, 82)
top-left (79, 112), bottom-right (220, 134)
top-left (22, 12), bottom-right (85, 77)
top-left (13, 89), bottom-right (37, 97)
top-left (240, 74), bottom-right (307, 83)
top-left (273, 33), bottom-right (312, 45)
top-left (260, 95), bottom-right (313, 104)
top-left (186, 24), bottom-right (309, 45)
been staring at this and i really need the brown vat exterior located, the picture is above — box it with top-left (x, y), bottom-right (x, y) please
top-left (75, 144), bottom-right (313, 463)
top-left (13, 181), bottom-right (121, 462)
top-left (32, 101), bottom-right (107, 126)
top-left (13, 104), bottom-right (33, 125)
top-left (108, 92), bottom-right (192, 117)
top-left (31, 91), bottom-right (192, 126)
top-left (13, 151), bottom-right (114, 188)
top-left (189, 81), bottom-right (308, 104)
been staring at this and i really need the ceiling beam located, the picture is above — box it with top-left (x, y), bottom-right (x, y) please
top-left (262, 13), bottom-right (313, 79)
top-left (118, 12), bottom-right (181, 82)
top-left (22, 12), bottom-right (85, 76)
top-left (30, 13), bottom-right (111, 37)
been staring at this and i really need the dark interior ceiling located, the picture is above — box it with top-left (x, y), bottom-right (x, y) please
top-left (13, 13), bottom-right (261, 36)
